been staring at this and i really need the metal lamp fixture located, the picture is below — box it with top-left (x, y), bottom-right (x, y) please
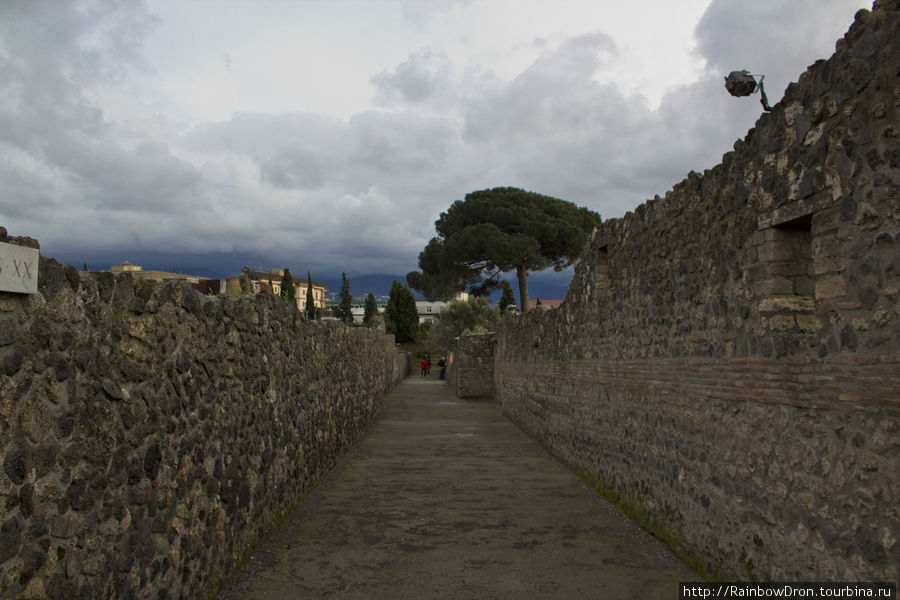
top-left (724, 70), bottom-right (772, 112)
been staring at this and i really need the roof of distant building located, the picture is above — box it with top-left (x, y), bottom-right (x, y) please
top-left (527, 299), bottom-right (564, 310)
top-left (241, 268), bottom-right (327, 288)
top-left (107, 263), bottom-right (208, 282)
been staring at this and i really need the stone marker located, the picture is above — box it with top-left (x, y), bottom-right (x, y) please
top-left (0, 241), bottom-right (39, 294)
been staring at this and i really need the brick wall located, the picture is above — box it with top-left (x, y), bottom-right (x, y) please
top-left (496, 1), bottom-right (898, 582)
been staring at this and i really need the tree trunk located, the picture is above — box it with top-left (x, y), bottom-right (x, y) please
top-left (516, 264), bottom-right (529, 312)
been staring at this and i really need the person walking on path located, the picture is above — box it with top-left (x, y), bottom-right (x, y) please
top-left (420, 356), bottom-right (429, 377)
top-left (438, 357), bottom-right (446, 380)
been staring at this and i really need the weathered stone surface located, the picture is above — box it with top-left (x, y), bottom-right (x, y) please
top-left (2, 344), bottom-right (25, 376)
top-left (0, 318), bottom-right (17, 346)
top-left (0, 517), bottom-right (21, 563)
top-left (0, 242), bottom-right (408, 599)
top-left (447, 333), bottom-right (494, 399)
top-left (758, 296), bottom-right (815, 313)
top-left (3, 443), bottom-right (29, 485)
top-left (816, 274), bottom-right (847, 299)
top-left (492, 0), bottom-right (899, 585)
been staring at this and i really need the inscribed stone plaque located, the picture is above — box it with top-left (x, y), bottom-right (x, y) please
top-left (0, 241), bottom-right (39, 294)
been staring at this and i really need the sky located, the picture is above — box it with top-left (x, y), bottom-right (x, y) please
top-left (0, 0), bottom-right (873, 284)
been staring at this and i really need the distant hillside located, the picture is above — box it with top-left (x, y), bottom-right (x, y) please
top-left (75, 255), bottom-right (571, 304)
top-left (320, 274), bottom-right (405, 299)
top-left (325, 272), bottom-right (570, 303)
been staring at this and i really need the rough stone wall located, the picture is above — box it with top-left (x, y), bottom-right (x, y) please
top-left (0, 233), bottom-right (407, 600)
top-left (447, 333), bottom-right (495, 399)
top-left (496, 2), bottom-right (898, 582)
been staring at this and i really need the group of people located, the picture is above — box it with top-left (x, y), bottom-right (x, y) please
top-left (420, 354), bottom-right (447, 379)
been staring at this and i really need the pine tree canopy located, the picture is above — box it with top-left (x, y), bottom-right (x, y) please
top-left (406, 187), bottom-right (599, 312)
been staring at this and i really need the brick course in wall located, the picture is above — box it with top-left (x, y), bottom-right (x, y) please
top-left (0, 234), bottom-right (407, 599)
top-left (495, 1), bottom-right (898, 582)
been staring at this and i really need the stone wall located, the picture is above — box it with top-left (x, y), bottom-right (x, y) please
top-left (496, 2), bottom-right (898, 582)
top-left (0, 231), bottom-right (407, 599)
top-left (447, 333), bottom-right (495, 399)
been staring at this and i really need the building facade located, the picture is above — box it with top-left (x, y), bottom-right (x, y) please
top-left (239, 268), bottom-right (328, 311)
top-left (416, 291), bottom-right (469, 323)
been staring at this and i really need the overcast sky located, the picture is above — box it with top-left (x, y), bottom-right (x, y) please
top-left (0, 0), bottom-right (871, 279)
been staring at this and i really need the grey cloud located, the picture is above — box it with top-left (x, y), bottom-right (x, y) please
top-left (160, 108), bottom-right (455, 272)
top-left (346, 110), bottom-right (457, 178)
top-left (372, 48), bottom-right (454, 104)
top-left (449, 4), bottom-right (868, 217)
top-left (456, 31), bottom-right (676, 213)
top-left (0, 1), bottom-right (197, 232)
top-left (74, 140), bottom-right (203, 212)
top-left (695, 0), bottom-right (867, 104)
top-left (181, 112), bottom-right (345, 193)
top-left (463, 32), bottom-right (619, 142)
top-left (0, 1), bottom-right (154, 116)
top-left (261, 147), bottom-right (328, 189)
top-left (0, 156), bottom-right (60, 217)
top-left (1, 0), bottom-right (871, 280)
top-left (181, 112), bottom-right (345, 160)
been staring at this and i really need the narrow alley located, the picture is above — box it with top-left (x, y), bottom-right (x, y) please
top-left (216, 376), bottom-right (696, 599)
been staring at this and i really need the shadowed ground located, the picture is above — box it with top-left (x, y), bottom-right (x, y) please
top-left (215, 375), bottom-right (697, 599)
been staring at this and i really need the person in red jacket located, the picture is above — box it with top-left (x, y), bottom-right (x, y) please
top-left (420, 357), bottom-right (429, 377)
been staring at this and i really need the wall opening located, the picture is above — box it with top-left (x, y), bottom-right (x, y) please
top-left (754, 215), bottom-right (815, 331)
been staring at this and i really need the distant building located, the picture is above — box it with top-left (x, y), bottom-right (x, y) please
top-left (110, 261), bottom-right (142, 273)
top-left (107, 262), bottom-right (208, 285)
top-left (323, 291), bottom-right (467, 324)
top-left (323, 298), bottom-right (387, 323)
top-left (416, 291), bottom-right (469, 324)
top-left (239, 268), bottom-right (327, 311)
top-left (527, 298), bottom-right (564, 311)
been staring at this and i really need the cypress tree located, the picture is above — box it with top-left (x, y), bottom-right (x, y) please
top-left (498, 280), bottom-right (516, 314)
top-left (305, 271), bottom-right (317, 320)
top-left (384, 281), bottom-right (418, 342)
top-left (363, 293), bottom-right (378, 326)
top-left (281, 268), bottom-right (295, 307)
top-left (337, 272), bottom-right (353, 324)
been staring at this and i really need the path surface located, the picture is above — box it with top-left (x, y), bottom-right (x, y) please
top-left (216, 376), bottom-right (697, 599)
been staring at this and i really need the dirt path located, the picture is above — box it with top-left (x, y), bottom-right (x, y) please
top-left (215, 375), bottom-right (697, 599)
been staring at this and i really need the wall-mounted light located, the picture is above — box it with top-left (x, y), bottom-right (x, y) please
top-left (724, 70), bottom-right (772, 112)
